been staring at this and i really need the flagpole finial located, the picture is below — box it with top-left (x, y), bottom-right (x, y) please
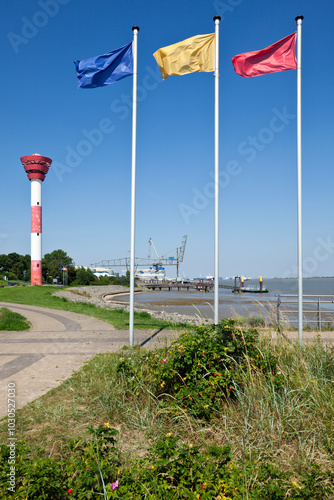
top-left (295, 15), bottom-right (304, 22)
top-left (132, 26), bottom-right (140, 32)
top-left (213, 16), bottom-right (221, 22)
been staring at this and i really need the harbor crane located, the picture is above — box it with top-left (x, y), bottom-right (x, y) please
top-left (92, 235), bottom-right (187, 278)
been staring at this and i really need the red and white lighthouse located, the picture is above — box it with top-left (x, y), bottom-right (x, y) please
top-left (21, 154), bottom-right (52, 286)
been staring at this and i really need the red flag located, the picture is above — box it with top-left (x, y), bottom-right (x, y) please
top-left (232, 32), bottom-right (297, 77)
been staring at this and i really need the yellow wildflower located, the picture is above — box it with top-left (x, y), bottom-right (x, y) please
top-left (292, 481), bottom-right (301, 489)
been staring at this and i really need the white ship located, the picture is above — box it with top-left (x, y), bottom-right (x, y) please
top-left (135, 266), bottom-right (166, 282)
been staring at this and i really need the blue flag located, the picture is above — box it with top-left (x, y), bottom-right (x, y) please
top-left (74, 42), bottom-right (133, 89)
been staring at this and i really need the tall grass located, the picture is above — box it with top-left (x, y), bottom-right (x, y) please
top-left (2, 333), bottom-right (333, 472)
top-left (1, 322), bottom-right (334, 500)
top-left (216, 336), bottom-right (334, 471)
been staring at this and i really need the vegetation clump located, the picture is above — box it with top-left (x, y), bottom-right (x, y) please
top-left (1, 320), bottom-right (334, 498)
top-left (0, 249), bottom-right (132, 286)
top-left (0, 307), bottom-right (30, 331)
top-left (118, 319), bottom-right (282, 419)
top-left (1, 424), bottom-right (333, 499)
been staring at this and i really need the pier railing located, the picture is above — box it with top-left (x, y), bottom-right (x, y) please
top-left (276, 294), bottom-right (334, 331)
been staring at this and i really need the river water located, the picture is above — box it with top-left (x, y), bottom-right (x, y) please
top-left (115, 278), bottom-right (334, 324)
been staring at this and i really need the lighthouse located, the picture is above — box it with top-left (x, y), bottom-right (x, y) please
top-left (21, 154), bottom-right (52, 286)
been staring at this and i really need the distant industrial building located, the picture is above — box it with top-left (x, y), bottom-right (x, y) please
top-left (89, 267), bottom-right (119, 278)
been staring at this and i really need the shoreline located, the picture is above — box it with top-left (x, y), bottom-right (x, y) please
top-left (52, 285), bottom-right (278, 325)
top-left (53, 285), bottom-right (211, 326)
top-left (52, 285), bottom-right (334, 336)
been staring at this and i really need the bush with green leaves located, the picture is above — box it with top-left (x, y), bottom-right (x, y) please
top-left (114, 436), bottom-right (334, 499)
top-left (0, 425), bottom-right (120, 499)
top-left (2, 320), bottom-right (334, 499)
top-left (126, 319), bottom-right (283, 419)
top-left (6, 273), bottom-right (19, 281)
top-left (65, 425), bottom-right (120, 498)
top-left (0, 441), bottom-right (65, 499)
top-left (1, 426), bottom-right (334, 499)
top-left (114, 435), bottom-right (236, 499)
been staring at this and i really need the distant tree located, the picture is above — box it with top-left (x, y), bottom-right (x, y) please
top-left (22, 255), bottom-right (31, 281)
top-left (11, 261), bottom-right (24, 279)
top-left (73, 267), bottom-right (97, 286)
top-left (7, 272), bottom-right (18, 281)
top-left (125, 270), bottom-right (131, 286)
top-left (0, 252), bottom-right (30, 280)
top-left (0, 250), bottom-right (77, 284)
top-left (97, 274), bottom-right (123, 286)
top-left (67, 265), bottom-right (76, 284)
top-left (43, 249), bottom-right (74, 283)
top-left (7, 253), bottom-right (22, 269)
top-left (97, 275), bottom-right (111, 285)
top-left (0, 254), bottom-right (9, 271)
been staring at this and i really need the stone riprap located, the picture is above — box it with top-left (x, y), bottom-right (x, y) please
top-left (52, 285), bottom-right (212, 326)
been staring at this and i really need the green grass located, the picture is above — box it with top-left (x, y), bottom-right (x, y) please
top-left (0, 285), bottom-right (189, 330)
top-left (0, 307), bottom-right (30, 331)
top-left (0, 281), bottom-right (24, 287)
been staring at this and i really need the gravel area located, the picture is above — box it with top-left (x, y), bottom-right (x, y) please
top-left (52, 285), bottom-right (212, 326)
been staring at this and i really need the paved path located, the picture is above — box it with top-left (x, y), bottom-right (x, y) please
top-left (0, 302), bottom-right (178, 419)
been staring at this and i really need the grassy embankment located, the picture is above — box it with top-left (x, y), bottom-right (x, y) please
top-left (0, 307), bottom-right (30, 331)
top-left (0, 320), bottom-right (333, 498)
top-left (0, 285), bottom-right (188, 331)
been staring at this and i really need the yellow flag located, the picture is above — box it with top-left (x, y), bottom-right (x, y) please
top-left (153, 33), bottom-right (215, 80)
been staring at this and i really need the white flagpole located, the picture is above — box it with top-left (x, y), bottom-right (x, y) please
top-left (129, 26), bottom-right (139, 347)
top-left (213, 16), bottom-right (221, 325)
top-left (296, 16), bottom-right (303, 343)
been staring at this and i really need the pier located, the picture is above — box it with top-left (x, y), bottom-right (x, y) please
top-left (142, 281), bottom-right (215, 292)
top-left (141, 276), bottom-right (268, 293)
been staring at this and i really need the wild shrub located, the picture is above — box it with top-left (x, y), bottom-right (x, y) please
top-left (129, 319), bottom-right (283, 419)
top-left (1, 430), bottom-right (334, 499)
top-left (0, 425), bottom-right (120, 499)
top-left (0, 441), bottom-right (65, 499)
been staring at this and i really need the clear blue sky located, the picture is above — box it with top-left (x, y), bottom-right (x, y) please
top-left (1, 0), bottom-right (333, 279)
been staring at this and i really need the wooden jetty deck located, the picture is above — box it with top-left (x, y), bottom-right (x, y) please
top-left (141, 281), bottom-right (236, 292)
top-left (140, 280), bottom-right (268, 293)
top-left (141, 281), bottom-right (214, 292)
